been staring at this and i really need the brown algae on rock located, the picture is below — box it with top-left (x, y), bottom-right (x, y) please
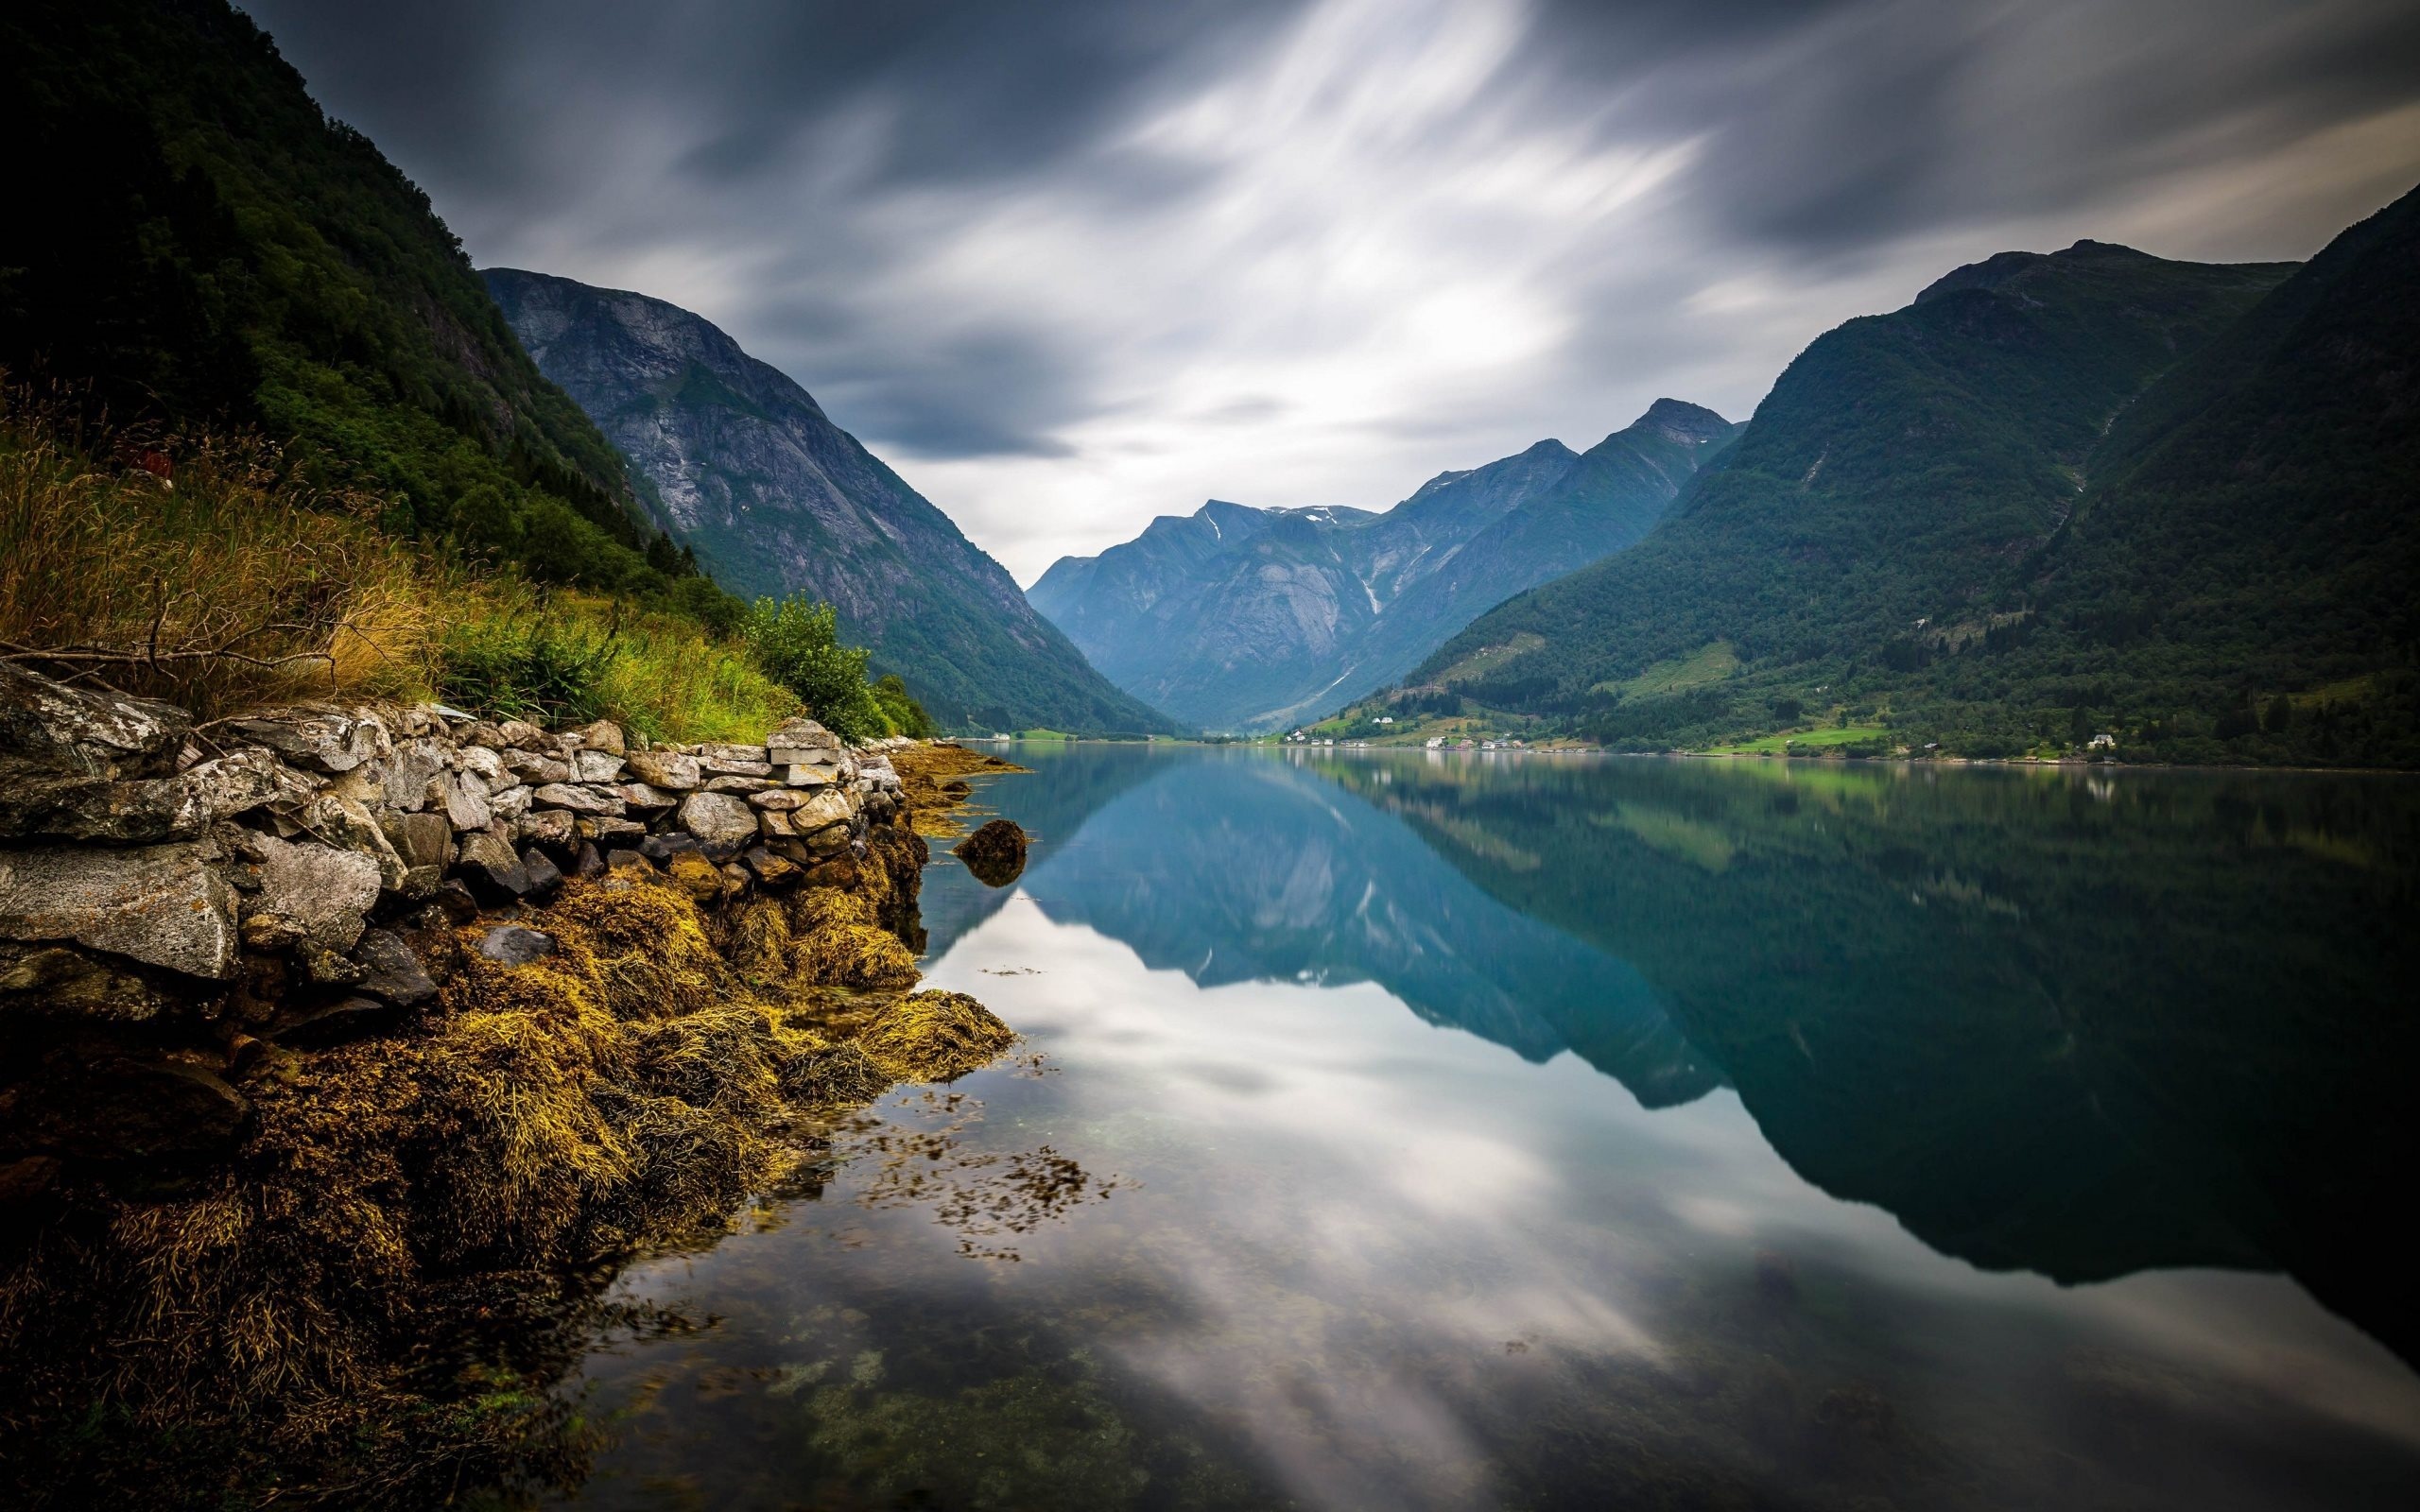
top-left (953, 817), bottom-right (1028, 887)
top-left (857, 990), bottom-right (1019, 1082)
top-left (0, 805), bottom-right (1019, 1505)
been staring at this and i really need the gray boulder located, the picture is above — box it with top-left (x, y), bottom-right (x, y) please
top-left (298, 792), bottom-right (410, 894)
top-left (531, 782), bottom-right (623, 816)
top-left (380, 810), bottom-right (454, 871)
top-left (436, 770), bottom-right (494, 832)
top-left (516, 808), bottom-right (577, 856)
top-left (0, 661), bottom-right (190, 782)
top-left (502, 748), bottom-right (572, 784)
top-left (478, 924), bottom-right (556, 965)
top-left (385, 737), bottom-right (451, 813)
top-left (568, 719), bottom-right (627, 756)
top-left (350, 929), bottom-right (440, 1008)
top-left (453, 830), bottom-right (533, 905)
top-left (0, 842), bottom-right (238, 980)
top-left (243, 833), bottom-right (382, 954)
top-left (678, 791), bottom-right (759, 854)
top-left (571, 747), bottom-right (626, 783)
top-left (0, 747), bottom-right (282, 844)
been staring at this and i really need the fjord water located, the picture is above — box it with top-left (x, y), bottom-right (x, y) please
top-left (553, 747), bottom-right (2420, 1510)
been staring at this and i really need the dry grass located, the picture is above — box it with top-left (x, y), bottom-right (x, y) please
top-left (0, 398), bottom-right (440, 717)
top-left (0, 396), bottom-right (797, 741)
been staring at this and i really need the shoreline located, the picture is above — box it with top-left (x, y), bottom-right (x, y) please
top-left (958, 734), bottom-right (2419, 778)
top-left (0, 667), bottom-right (1028, 1508)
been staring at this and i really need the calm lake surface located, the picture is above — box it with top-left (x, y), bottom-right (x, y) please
top-left (548, 746), bottom-right (2420, 1511)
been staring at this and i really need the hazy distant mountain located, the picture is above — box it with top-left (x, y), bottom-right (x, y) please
top-left (484, 269), bottom-right (1180, 735)
top-left (1028, 401), bottom-right (1737, 731)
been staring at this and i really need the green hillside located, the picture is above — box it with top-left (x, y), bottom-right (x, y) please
top-left (1385, 211), bottom-right (2420, 765)
top-left (0, 0), bottom-right (700, 606)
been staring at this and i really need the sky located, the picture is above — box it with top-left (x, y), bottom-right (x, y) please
top-left (240, 0), bottom-right (2420, 584)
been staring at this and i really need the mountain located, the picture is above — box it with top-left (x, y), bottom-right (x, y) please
top-left (1028, 401), bottom-right (1737, 731)
top-left (483, 269), bottom-right (1180, 735)
top-left (0, 0), bottom-right (684, 597)
top-left (1390, 208), bottom-right (2419, 766)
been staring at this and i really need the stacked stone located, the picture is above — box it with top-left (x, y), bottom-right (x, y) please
top-left (0, 662), bottom-right (906, 1163)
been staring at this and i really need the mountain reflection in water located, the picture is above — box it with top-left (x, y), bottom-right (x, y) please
top-left (551, 747), bottom-right (2420, 1512)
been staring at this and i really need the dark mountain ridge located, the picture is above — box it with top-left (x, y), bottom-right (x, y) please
top-left (1387, 222), bottom-right (2420, 762)
top-left (485, 269), bottom-right (1181, 735)
top-left (0, 0), bottom-right (688, 597)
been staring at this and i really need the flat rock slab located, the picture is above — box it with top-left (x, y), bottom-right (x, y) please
top-left (1, 661), bottom-right (189, 782)
top-left (0, 843), bottom-right (238, 980)
top-left (221, 706), bottom-right (387, 774)
top-left (624, 750), bottom-right (700, 789)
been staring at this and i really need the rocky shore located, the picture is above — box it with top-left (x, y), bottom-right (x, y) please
top-left (0, 662), bottom-right (1014, 1506)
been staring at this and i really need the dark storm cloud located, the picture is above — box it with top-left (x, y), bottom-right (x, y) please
top-left (236, 0), bottom-right (2420, 577)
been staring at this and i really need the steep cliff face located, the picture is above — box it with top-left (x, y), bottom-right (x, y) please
top-left (484, 269), bottom-right (1179, 735)
top-left (1028, 404), bottom-right (1735, 731)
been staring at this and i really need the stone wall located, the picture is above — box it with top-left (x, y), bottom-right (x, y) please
top-left (0, 661), bottom-right (910, 1171)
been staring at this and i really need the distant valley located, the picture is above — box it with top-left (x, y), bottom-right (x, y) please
top-left (1028, 400), bottom-right (1737, 732)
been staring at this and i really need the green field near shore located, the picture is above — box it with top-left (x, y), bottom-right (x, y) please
top-left (1705, 725), bottom-right (1893, 755)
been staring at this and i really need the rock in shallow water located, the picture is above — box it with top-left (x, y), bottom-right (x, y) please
top-left (954, 819), bottom-right (1028, 888)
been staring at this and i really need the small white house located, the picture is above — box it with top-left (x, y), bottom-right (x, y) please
top-left (2087, 732), bottom-right (2118, 749)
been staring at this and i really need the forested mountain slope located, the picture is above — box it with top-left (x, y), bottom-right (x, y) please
top-left (485, 270), bottom-right (1179, 735)
top-left (1387, 234), bottom-right (2399, 761)
top-left (0, 0), bottom-right (692, 599)
top-left (1030, 401), bottom-right (1735, 731)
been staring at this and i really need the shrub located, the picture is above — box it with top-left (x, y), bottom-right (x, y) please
top-left (872, 674), bottom-right (936, 738)
top-left (745, 594), bottom-right (886, 743)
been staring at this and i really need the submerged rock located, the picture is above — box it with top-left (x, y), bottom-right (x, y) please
top-left (954, 819), bottom-right (1028, 888)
